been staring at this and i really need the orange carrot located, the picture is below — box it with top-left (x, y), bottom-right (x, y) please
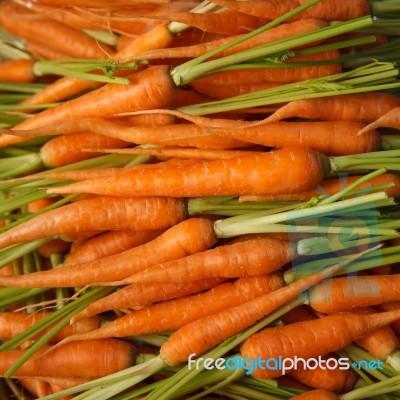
top-left (357, 106), bottom-right (400, 135)
top-left (71, 278), bottom-right (227, 322)
top-left (239, 172), bottom-right (400, 202)
top-left (309, 275), bottom-right (400, 314)
top-left (0, 218), bottom-right (217, 287)
top-left (0, 59), bottom-right (36, 83)
top-left (0, 339), bottom-right (135, 379)
top-left (265, 93), bottom-right (400, 124)
top-left (0, 196), bottom-right (186, 250)
top-left (53, 274), bottom-right (286, 345)
top-left (240, 310), bottom-right (400, 379)
top-left (290, 390), bottom-right (339, 400)
top-left (0, 311), bottom-right (101, 343)
top-left (208, 0), bottom-right (370, 21)
top-left (19, 378), bottom-right (51, 398)
top-left (25, 39), bottom-right (73, 60)
top-left (0, 2), bottom-right (113, 59)
top-left (46, 147), bottom-right (328, 197)
top-left (63, 229), bottom-right (163, 265)
top-left (114, 236), bottom-right (293, 285)
top-left (378, 301), bottom-right (400, 335)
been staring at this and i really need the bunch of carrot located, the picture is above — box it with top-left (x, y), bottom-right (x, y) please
top-left (0, 0), bottom-right (400, 399)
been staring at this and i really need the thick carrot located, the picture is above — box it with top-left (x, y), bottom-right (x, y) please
top-left (357, 106), bottom-right (400, 135)
top-left (71, 278), bottom-right (227, 322)
top-left (0, 2), bottom-right (113, 59)
top-left (25, 39), bottom-right (73, 60)
top-left (53, 274), bottom-right (285, 346)
top-left (290, 390), bottom-right (339, 400)
top-left (208, 0), bottom-right (370, 21)
top-left (0, 311), bottom-right (101, 343)
top-left (192, 50), bottom-right (342, 85)
top-left (239, 172), bottom-right (400, 202)
top-left (115, 236), bottom-right (293, 285)
top-left (309, 275), bottom-right (400, 314)
top-left (0, 60), bottom-right (36, 83)
top-left (0, 196), bottom-right (186, 250)
top-left (63, 229), bottom-right (163, 265)
top-left (0, 339), bottom-right (135, 379)
top-left (46, 147), bottom-right (328, 197)
top-left (240, 310), bottom-right (400, 379)
top-left (265, 93), bottom-right (400, 124)
top-left (160, 249), bottom-right (359, 366)
top-left (378, 301), bottom-right (400, 335)
top-left (0, 218), bottom-right (217, 287)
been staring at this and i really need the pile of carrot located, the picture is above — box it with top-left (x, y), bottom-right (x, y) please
top-left (1, 0), bottom-right (400, 399)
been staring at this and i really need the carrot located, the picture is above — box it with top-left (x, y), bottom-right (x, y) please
top-left (0, 311), bottom-right (101, 343)
top-left (357, 106), bottom-right (400, 135)
top-left (265, 92), bottom-right (400, 124)
top-left (63, 229), bottom-right (163, 265)
top-left (192, 50), bottom-right (342, 85)
top-left (290, 390), bottom-right (339, 400)
top-left (71, 278), bottom-right (227, 322)
top-left (25, 39), bottom-right (74, 60)
top-left (0, 218), bottom-right (217, 287)
top-left (239, 172), bottom-right (400, 202)
top-left (0, 196), bottom-right (186, 250)
top-left (159, 248), bottom-right (365, 366)
top-left (378, 301), bottom-right (400, 335)
top-left (19, 378), bottom-right (51, 398)
top-left (45, 147), bottom-right (328, 198)
top-left (208, 0), bottom-right (371, 22)
top-left (114, 235), bottom-right (293, 285)
top-left (51, 274), bottom-right (285, 346)
top-left (239, 309), bottom-right (400, 379)
top-left (0, 339), bottom-right (135, 379)
top-left (39, 131), bottom-right (131, 167)
top-left (0, 60), bottom-right (36, 83)
top-left (0, 2), bottom-right (113, 59)
top-left (309, 275), bottom-right (400, 314)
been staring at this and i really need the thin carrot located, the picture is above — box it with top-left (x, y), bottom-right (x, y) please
top-left (378, 301), bottom-right (400, 335)
top-left (239, 309), bottom-right (400, 379)
top-left (113, 236), bottom-right (294, 285)
top-left (0, 196), bottom-right (186, 249)
top-left (309, 275), bottom-right (400, 314)
top-left (357, 106), bottom-right (400, 135)
top-left (239, 172), bottom-right (400, 202)
top-left (290, 389), bottom-right (339, 400)
top-left (0, 218), bottom-right (217, 287)
top-left (19, 378), bottom-right (51, 398)
top-left (25, 40), bottom-right (74, 60)
top-left (63, 229), bottom-right (163, 265)
top-left (0, 339), bottom-right (135, 379)
top-left (50, 274), bottom-right (286, 346)
top-left (0, 311), bottom-right (101, 343)
top-left (45, 147), bottom-right (328, 197)
top-left (0, 2), bottom-right (113, 59)
top-left (208, 0), bottom-right (371, 22)
top-left (71, 278), bottom-right (227, 322)
top-left (0, 60), bottom-right (36, 83)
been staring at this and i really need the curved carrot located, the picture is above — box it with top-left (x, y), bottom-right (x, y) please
top-left (0, 311), bottom-right (100, 343)
top-left (71, 278), bottom-right (226, 322)
top-left (46, 147), bottom-right (328, 197)
top-left (357, 106), bottom-right (400, 135)
top-left (309, 275), bottom-right (400, 314)
top-left (63, 229), bottom-right (163, 265)
top-left (52, 274), bottom-right (285, 346)
top-left (0, 339), bottom-right (135, 379)
top-left (208, 0), bottom-right (370, 21)
top-left (0, 196), bottom-right (186, 250)
top-left (25, 39), bottom-right (74, 60)
top-left (0, 60), bottom-right (35, 83)
top-left (290, 390), bottom-right (339, 400)
top-left (116, 236), bottom-right (293, 285)
top-left (240, 309), bottom-right (400, 379)
top-left (0, 218), bottom-right (217, 287)
top-left (378, 301), bottom-right (400, 335)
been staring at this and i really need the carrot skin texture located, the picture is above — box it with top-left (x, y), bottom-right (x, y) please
top-left (0, 218), bottom-right (217, 287)
top-left (290, 390), bottom-right (339, 400)
top-left (309, 275), bottom-right (400, 313)
top-left (378, 301), bottom-right (400, 335)
top-left (0, 60), bottom-right (35, 83)
top-left (71, 278), bottom-right (227, 322)
top-left (122, 236), bottom-right (293, 284)
top-left (358, 106), bottom-right (400, 135)
top-left (0, 339), bottom-right (135, 379)
top-left (0, 196), bottom-right (186, 249)
top-left (58, 274), bottom-right (286, 343)
top-left (240, 310), bottom-right (400, 379)
top-left (47, 147), bottom-right (328, 197)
